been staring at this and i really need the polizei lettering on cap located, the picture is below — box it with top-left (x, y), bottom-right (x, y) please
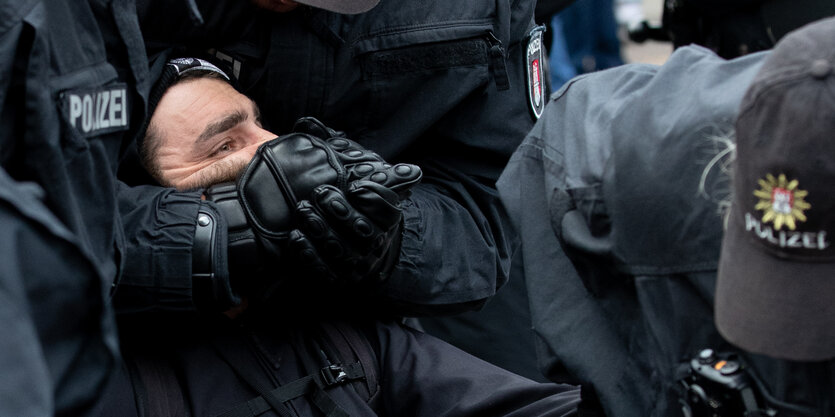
top-left (745, 212), bottom-right (830, 250)
top-left (62, 84), bottom-right (129, 137)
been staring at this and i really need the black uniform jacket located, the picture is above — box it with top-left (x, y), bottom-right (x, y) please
top-left (117, 0), bottom-right (539, 316)
top-left (0, 0), bottom-right (148, 414)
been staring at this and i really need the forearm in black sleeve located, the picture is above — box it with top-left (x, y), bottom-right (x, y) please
top-left (114, 183), bottom-right (237, 314)
top-left (377, 160), bottom-right (516, 317)
top-left (373, 20), bottom-right (535, 316)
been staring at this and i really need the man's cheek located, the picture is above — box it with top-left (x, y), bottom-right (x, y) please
top-left (158, 165), bottom-right (197, 189)
top-left (203, 155), bottom-right (251, 186)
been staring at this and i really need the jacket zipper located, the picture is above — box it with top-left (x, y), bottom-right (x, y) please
top-left (486, 31), bottom-right (510, 91)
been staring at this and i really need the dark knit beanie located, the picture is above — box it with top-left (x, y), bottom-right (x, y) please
top-left (137, 57), bottom-right (231, 147)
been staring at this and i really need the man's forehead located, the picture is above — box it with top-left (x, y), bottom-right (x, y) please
top-left (168, 77), bottom-right (239, 107)
top-left (156, 78), bottom-right (253, 134)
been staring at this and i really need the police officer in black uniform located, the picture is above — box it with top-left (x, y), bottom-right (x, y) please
top-left (94, 60), bottom-right (581, 417)
top-left (0, 0), bottom-right (149, 414)
top-left (112, 0), bottom-right (549, 380)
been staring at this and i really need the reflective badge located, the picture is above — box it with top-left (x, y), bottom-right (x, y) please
top-left (526, 25), bottom-right (547, 119)
top-left (61, 83), bottom-right (130, 138)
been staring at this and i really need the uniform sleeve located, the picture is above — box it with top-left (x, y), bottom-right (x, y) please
top-left (115, 182), bottom-right (237, 314)
top-left (0, 205), bottom-right (56, 417)
top-left (373, 3), bottom-right (539, 316)
top-left (136, 0), bottom-right (257, 52)
top-left (0, 169), bottom-right (118, 417)
top-left (370, 320), bottom-right (580, 416)
top-left (0, 8), bottom-right (117, 415)
top-left (380, 164), bottom-right (515, 315)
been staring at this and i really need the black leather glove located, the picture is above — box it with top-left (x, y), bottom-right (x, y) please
top-left (236, 130), bottom-right (420, 254)
top-left (289, 177), bottom-right (413, 286)
top-left (290, 116), bottom-right (418, 198)
top-left (285, 117), bottom-right (422, 286)
top-left (195, 120), bottom-right (418, 279)
top-left (192, 117), bottom-right (421, 306)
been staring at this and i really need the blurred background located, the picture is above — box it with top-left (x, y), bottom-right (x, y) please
top-left (545, 0), bottom-right (835, 83)
top-left (621, 0), bottom-right (669, 65)
top-left (540, 0), bottom-right (671, 90)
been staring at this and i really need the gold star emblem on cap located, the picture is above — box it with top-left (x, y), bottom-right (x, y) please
top-left (753, 174), bottom-right (811, 231)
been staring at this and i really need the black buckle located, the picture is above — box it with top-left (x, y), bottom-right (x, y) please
top-left (319, 365), bottom-right (348, 386)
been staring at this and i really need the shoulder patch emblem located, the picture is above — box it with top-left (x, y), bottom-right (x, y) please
top-left (526, 25), bottom-right (547, 119)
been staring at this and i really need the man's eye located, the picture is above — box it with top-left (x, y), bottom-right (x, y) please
top-left (211, 141), bottom-right (234, 156)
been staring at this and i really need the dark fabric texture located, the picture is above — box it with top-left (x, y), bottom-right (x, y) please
top-left (419, 249), bottom-right (547, 382)
top-left (115, 184), bottom-right (213, 313)
top-left (0, 0), bottom-right (148, 414)
top-left (0, 168), bottom-right (115, 417)
top-left (97, 318), bottom-right (581, 417)
top-left (292, 0), bottom-right (379, 14)
top-left (116, 5), bottom-right (542, 393)
top-left (112, 0), bottom-right (543, 387)
top-left (130, 0), bottom-right (534, 317)
top-left (495, 46), bottom-right (835, 417)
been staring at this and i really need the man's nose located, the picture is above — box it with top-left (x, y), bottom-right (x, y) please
top-left (242, 126), bottom-right (277, 160)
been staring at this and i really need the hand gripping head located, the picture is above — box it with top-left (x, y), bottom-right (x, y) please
top-left (238, 133), bottom-right (346, 240)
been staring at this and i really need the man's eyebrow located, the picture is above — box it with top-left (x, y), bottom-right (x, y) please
top-left (196, 110), bottom-right (248, 144)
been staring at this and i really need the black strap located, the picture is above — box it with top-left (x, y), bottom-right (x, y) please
top-left (318, 322), bottom-right (379, 401)
top-left (211, 338), bottom-right (295, 417)
top-left (127, 353), bottom-right (191, 417)
top-left (214, 361), bottom-right (364, 417)
top-left (212, 337), bottom-right (365, 417)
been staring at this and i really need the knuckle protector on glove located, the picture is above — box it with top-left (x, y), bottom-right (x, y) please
top-left (346, 181), bottom-right (402, 228)
top-left (364, 163), bottom-right (422, 194)
top-left (332, 139), bottom-right (384, 166)
top-left (238, 134), bottom-right (346, 238)
top-left (296, 200), bottom-right (329, 239)
top-left (297, 198), bottom-right (351, 258)
top-left (309, 185), bottom-right (383, 251)
top-left (298, 186), bottom-right (380, 252)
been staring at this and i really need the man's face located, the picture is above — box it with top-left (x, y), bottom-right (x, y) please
top-left (149, 77), bottom-right (275, 190)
